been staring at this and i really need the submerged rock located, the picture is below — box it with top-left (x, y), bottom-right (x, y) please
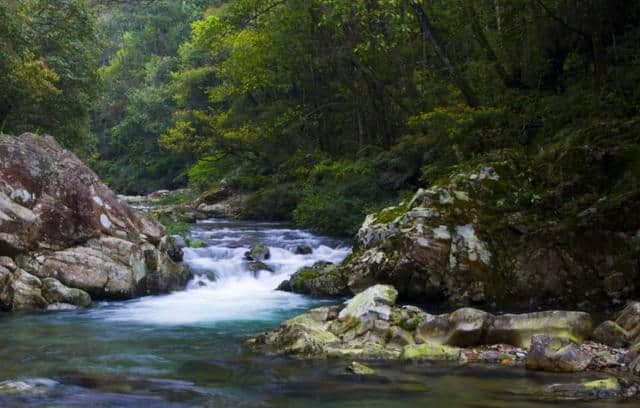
top-left (0, 133), bottom-right (192, 311)
top-left (545, 377), bottom-right (621, 399)
top-left (401, 341), bottom-right (460, 361)
top-left (526, 334), bottom-right (591, 372)
top-left (248, 261), bottom-right (274, 275)
top-left (345, 361), bottom-right (375, 375)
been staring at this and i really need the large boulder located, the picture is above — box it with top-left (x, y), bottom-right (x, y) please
top-left (415, 309), bottom-right (592, 349)
top-left (247, 311), bottom-right (340, 357)
top-left (525, 334), bottom-right (591, 372)
top-left (616, 301), bottom-right (640, 345)
top-left (485, 311), bottom-right (593, 349)
top-left (0, 133), bottom-right (191, 311)
top-left (591, 320), bottom-right (630, 348)
top-left (416, 308), bottom-right (493, 347)
top-left (342, 156), bottom-right (640, 309)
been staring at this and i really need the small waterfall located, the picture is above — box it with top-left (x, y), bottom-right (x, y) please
top-left (106, 218), bottom-right (350, 325)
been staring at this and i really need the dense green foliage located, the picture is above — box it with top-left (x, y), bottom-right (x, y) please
top-left (3, 0), bottom-right (639, 236)
top-left (90, 1), bottom-right (219, 193)
top-left (159, 0), bottom-right (639, 235)
top-left (0, 0), bottom-right (99, 150)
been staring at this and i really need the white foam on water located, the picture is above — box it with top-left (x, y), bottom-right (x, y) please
top-left (105, 220), bottom-right (350, 325)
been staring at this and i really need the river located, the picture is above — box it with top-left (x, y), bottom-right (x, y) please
top-left (0, 219), bottom-right (628, 407)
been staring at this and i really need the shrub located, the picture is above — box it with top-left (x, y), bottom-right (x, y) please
top-left (238, 183), bottom-right (301, 221)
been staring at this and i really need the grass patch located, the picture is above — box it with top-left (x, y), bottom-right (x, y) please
top-left (151, 192), bottom-right (196, 206)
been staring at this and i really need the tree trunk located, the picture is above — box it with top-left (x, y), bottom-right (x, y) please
top-left (588, 0), bottom-right (606, 87)
top-left (407, 0), bottom-right (479, 107)
top-left (461, 1), bottom-right (515, 88)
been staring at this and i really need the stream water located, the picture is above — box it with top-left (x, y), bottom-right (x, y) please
top-left (0, 219), bottom-right (631, 407)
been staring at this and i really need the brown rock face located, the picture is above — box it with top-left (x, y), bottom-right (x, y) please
top-left (0, 133), bottom-right (191, 310)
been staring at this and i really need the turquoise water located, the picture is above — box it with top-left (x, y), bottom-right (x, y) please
top-left (0, 220), bottom-right (631, 407)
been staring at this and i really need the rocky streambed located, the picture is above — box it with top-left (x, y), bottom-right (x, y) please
top-left (249, 284), bottom-right (640, 400)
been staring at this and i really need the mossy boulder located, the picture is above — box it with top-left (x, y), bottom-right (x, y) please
top-left (591, 320), bottom-right (630, 348)
top-left (277, 261), bottom-right (349, 298)
top-left (615, 301), bottom-right (640, 345)
top-left (486, 311), bottom-right (593, 349)
top-left (525, 334), bottom-right (591, 372)
top-left (416, 308), bottom-right (492, 347)
top-left (414, 309), bottom-right (592, 349)
top-left (246, 312), bottom-right (339, 357)
top-left (401, 341), bottom-right (461, 361)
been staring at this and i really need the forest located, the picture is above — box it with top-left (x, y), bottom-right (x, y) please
top-left (2, 0), bottom-right (639, 238)
top-left (2, 1), bottom-right (640, 405)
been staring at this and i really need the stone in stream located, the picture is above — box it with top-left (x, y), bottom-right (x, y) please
top-left (248, 261), bottom-right (274, 275)
top-left (414, 309), bottom-right (593, 349)
top-left (345, 361), bottom-right (375, 375)
top-left (525, 334), bottom-right (591, 372)
top-left (0, 133), bottom-right (192, 311)
top-left (338, 284), bottom-right (398, 323)
top-left (590, 301), bottom-right (640, 349)
top-left (591, 320), bottom-right (630, 348)
top-left (615, 301), bottom-right (640, 345)
top-left (294, 245), bottom-right (313, 255)
top-left (416, 308), bottom-right (493, 348)
top-left (485, 310), bottom-right (593, 349)
top-left (244, 243), bottom-right (270, 262)
top-left (277, 261), bottom-right (349, 298)
top-left (401, 341), bottom-right (461, 361)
